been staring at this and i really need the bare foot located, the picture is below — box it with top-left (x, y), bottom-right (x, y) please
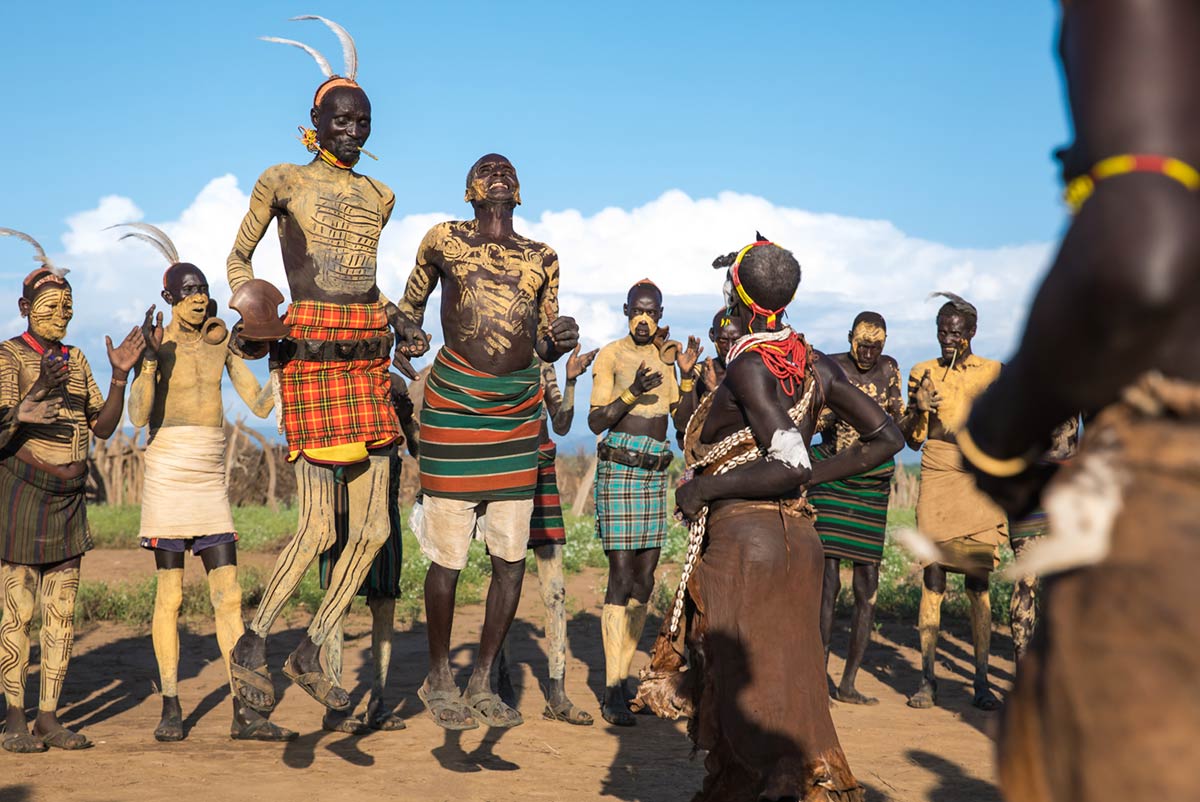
top-left (907, 678), bottom-right (938, 709)
top-left (833, 685), bottom-right (880, 706)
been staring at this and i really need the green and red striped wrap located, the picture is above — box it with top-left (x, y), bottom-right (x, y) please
top-left (808, 442), bottom-right (895, 565)
top-left (419, 347), bottom-right (544, 502)
top-left (528, 441), bottom-right (566, 548)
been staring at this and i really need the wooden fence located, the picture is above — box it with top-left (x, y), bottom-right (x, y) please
top-left (88, 419), bottom-right (297, 510)
top-left (87, 418), bottom-right (918, 515)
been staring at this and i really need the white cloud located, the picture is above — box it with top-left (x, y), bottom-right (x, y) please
top-left (0, 177), bottom-right (1053, 443)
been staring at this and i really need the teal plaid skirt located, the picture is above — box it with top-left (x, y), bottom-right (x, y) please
top-left (594, 432), bottom-right (671, 551)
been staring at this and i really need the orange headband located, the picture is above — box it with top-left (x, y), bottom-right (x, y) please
top-left (23, 268), bottom-right (68, 296)
top-left (313, 77), bottom-right (360, 108)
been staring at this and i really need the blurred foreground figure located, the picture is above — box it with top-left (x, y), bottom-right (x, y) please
top-left (960, 3), bottom-right (1200, 800)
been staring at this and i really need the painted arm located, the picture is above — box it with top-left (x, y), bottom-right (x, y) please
top-left (374, 189), bottom-right (401, 318)
top-left (128, 306), bottom-right (163, 429)
top-left (548, 345), bottom-right (597, 436)
top-left (542, 362), bottom-right (569, 435)
top-left (884, 358), bottom-right (905, 422)
top-left (534, 251), bottom-right (579, 363)
top-left (226, 170), bottom-right (280, 294)
top-left (226, 351), bottom-right (274, 418)
top-left (127, 358), bottom-right (156, 428)
top-left (670, 336), bottom-right (703, 433)
top-left (393, 225), bottom-right (441, 357)
top-left (898, 368), bottom-right (938, 450)
top-left (807, 358), bottom-right (904, 486)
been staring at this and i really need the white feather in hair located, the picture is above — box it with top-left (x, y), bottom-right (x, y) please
top-left (107, 223), bottom-right (180, 265)
top-left (291, 16), bottom-right (357, 80)
top-left (260, 36), bottom-right (334, 78)
top-left (927, 291), bottom-right (977, 318)
top-left (0, 228), bottom-right (68, 277)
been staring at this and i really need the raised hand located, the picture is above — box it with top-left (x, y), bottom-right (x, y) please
top-left (106, 326), bottom-right (146, 374)
top-left (630, 360), bottom-right (664, 396)
top-left (677, 335), bottom-right (704, 375)
top-left (32, 350), bottom-right (69, 395)
top-left (565, 344), bottom-right (598, 381)
top-left (701, 358), bottom-right (720, 392)
top-left (915, 370), bottom-right (942, 413)
top-left (548, 316), bottom-right (580, 357)
top-left (141, 305), bottom-right (164, 359)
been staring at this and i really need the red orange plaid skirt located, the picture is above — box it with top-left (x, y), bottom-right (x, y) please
top-left (279, 301), bottom-right (399, 452)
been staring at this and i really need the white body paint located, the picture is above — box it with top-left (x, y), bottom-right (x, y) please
top-left (768, 428), bottom-right (811, 471)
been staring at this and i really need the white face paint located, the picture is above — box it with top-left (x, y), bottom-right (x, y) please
top-left (768, 428), bottom-right (811, 470)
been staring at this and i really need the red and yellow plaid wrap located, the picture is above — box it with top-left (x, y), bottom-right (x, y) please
top-left (279, 300), bottom-right (399, 452)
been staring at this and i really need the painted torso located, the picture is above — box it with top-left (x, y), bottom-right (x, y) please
top-left (818, 352), bottom-right (902, 452)
top-left (908, 353), bottom-right (1002, 445)
top-left (412, 220), bottom-right (559, 373)
top-left (139, 324), bottom-right (229, 431)
top-left (234, 161), bottom-right (395, 302)
top-left (0, 338), bottom-right (103, 465)
top-left (590, 337), bottom-right (680, 420)
top-left (129, 318), bottom-right (271, 433)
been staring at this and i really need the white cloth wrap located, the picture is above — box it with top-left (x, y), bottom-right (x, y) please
top-left (139, 425), bottom-right (235, 539)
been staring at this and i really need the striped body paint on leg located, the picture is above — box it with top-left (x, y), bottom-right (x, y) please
top-left (250, 460), bottom-right (338, 637)
top-left (38, 565), bottom-right (80, 711)
top-left (308, 455), bottom-right (390, 645)
top-left (0, 563), bottom-right (37, 707)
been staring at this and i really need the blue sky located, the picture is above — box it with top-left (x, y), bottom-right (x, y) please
top-left (3, 2), bottom-right (1066, 247)
top-left (1, 2), bottom-right (1071, 448)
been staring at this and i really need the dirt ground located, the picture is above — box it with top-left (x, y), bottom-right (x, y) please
top-left (0, 551), bottom-right (1008, 802)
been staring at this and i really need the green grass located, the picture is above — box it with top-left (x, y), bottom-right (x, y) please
top-left (79, 507), bottom-right (490, 628)
top-left (88, 504), bottom-right (301, 552)
top-left (81, 498), bottom-right (1018, 627)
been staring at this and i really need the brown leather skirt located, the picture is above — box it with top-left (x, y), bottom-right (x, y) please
top-left (687, 501), bottom-right (864, 802)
